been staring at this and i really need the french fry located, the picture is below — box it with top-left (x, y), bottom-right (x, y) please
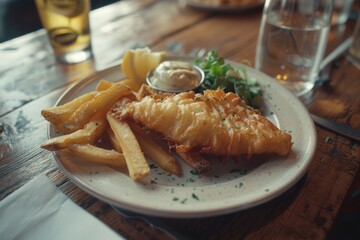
top-left (96, 79), bottom-right (114, 91)
top-left (67, 144), bottom-right (126, 168)
top-left (178, 152), bottom-right (212, 174)
top-left (133, 84), bottom-right (155, 101)
top-left (60, 82), bottom-right (132, 133)
top-left (41, 111), bottom-right (107, 151)
top-left (106, 126), bottom-right (122, 153)
top-left (129, 122), bottom-right (182, 176)
top-left (96, 79), bottom-right (142, 92)
top-left (120, 79), bottom-right (142, 92)
top-left (107, 114), bottom-right (150, 180)
top-left (41, 91), bottom-right (97, 126)
top-left (105, 98), bottom-right (137, 153)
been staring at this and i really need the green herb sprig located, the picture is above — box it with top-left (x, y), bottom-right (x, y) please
top-left (195, 50), bottom-right (262, 106)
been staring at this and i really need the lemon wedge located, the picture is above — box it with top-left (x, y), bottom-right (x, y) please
top-left (121, 47), bottom-right (166, 84)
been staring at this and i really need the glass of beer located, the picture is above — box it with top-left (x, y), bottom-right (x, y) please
top-left (35, 0), bottom-right (92, 64)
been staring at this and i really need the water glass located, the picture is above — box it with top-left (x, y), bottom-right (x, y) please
top-left (35, 0), bottom-right (93, 64)
top-left (255, 0), bottom-right (333, 96)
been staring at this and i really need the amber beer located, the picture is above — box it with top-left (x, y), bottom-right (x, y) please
top-left (35, 0), bottom-right (92, 63)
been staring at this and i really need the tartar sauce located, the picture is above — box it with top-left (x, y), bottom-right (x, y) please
top-left (148, 61), bottom-right (203, 92)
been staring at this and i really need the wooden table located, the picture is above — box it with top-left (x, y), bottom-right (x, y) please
top-left (1, 0), bottom-right (359, 239)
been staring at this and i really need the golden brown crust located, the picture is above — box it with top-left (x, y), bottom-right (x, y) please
top-left (112, 89), bottom-right (292, 157)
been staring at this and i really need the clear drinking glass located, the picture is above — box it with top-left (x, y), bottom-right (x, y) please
top-left (255, 0), bottom-right (333, 96)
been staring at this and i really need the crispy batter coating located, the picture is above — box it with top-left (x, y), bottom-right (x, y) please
top-left (111, 89), bottom-right (292, 157)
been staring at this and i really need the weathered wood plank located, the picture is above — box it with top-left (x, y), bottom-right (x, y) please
top-left (0, 0), bottom-right (153, 116)
top-left (152, 12), bottom-right (261, 61)
top-left (92, 0), bottom-right (212, 69)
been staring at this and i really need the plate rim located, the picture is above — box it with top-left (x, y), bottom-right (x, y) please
top-left (48, 58), bottom-right (317, 218)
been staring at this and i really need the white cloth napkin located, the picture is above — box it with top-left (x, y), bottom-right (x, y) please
top-left (0, 175), bottom-right (124, 240)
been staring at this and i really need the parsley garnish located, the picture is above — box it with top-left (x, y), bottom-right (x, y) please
top-left (195, 50), bottom-right (262, 107)
top-left (192, 193), bottom-right (200, 201)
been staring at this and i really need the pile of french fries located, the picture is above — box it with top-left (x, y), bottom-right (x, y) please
top-left (42, 76), bottom-right (214, 181)
top-left (41, 78), bottom-right (184, 181)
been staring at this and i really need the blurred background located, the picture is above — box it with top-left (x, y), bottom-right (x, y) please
top-left (0, 0), bottom-right (120, 43)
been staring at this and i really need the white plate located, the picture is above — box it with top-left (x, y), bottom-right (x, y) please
top-left (50, 58), bottom-right (316, 218)
top-left (186, 0), bottom-right (265, 12)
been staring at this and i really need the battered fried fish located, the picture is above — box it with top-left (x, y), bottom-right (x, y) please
top-left (111, 89), bottom-right (292, 157)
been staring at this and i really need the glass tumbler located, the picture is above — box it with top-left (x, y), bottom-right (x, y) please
top-left (255, 0), bottom-right (333, 96)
